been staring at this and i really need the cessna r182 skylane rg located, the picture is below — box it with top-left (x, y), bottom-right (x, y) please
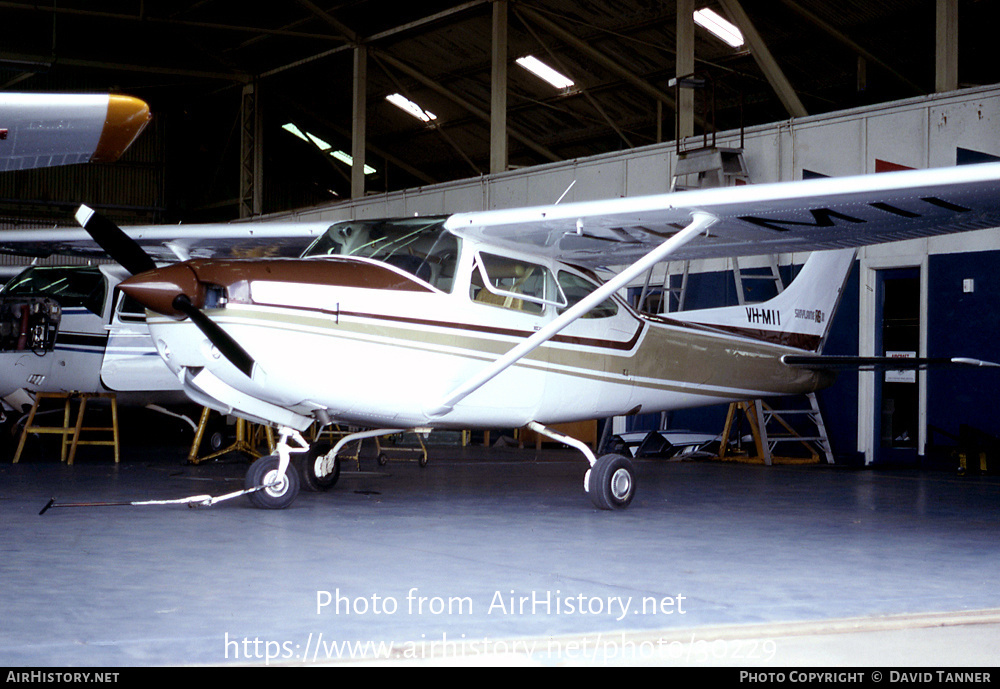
top-left (60, 162), bottom-right (1000, 510)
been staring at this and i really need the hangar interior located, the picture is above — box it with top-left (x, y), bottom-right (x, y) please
top-left (2, 0), bottom-right (1000, 668)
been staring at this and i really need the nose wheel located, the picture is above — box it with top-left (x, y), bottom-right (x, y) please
top-left (244, 426), bottom-right (308, 509)
top-left (245, 453), bottom-right (301, 509)
top-left (586, 453), bottom-right (636, 510)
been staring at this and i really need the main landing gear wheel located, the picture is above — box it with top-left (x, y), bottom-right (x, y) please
top-left (298, 443), bottom-right (340, 492)
top-left (245, 454), bottom-right (301, 509)
top-left (587, 454), bottom-right (635, 510)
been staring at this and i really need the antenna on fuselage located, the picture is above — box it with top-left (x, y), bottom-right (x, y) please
top-left (554, 180), bottom-right (576, 205)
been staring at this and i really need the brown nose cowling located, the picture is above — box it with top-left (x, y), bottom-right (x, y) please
top-left (119, 262), bottom-right (204, 317)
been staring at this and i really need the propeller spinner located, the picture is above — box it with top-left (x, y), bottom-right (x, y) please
top-left (74, 204), bottom-right (258, 378)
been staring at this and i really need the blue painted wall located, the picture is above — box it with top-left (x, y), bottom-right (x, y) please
top-left (926, 250), bottom-right (1000, 447)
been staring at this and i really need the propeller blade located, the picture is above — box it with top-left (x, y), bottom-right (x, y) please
top-left (77, 204), bottom-right (257, 378)
top-left (74, 204), bottom-right (157, 276)
top-left (172, 294), bottom-right (256, 378)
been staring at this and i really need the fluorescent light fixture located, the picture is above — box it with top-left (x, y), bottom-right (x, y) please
top-left (694, 8), bottom-right (744, 48)
top-left (331, 150), bottom-right (376, 175)
top-left (516, 55), bottom-right (575, 90)
top-left (385, 93), bottom-right (436, 123)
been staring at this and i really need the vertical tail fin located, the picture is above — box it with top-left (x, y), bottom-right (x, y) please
top-left (669, 249), bottom-right (856, 353)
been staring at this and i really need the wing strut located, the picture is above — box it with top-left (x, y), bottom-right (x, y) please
top-left (428, 211), bottom-right (718, 417)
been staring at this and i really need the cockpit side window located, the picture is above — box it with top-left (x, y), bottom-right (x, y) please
top-left (556, 271), bottom-right (619, 318)
top-left (470, 252), bottom-right (561, 315)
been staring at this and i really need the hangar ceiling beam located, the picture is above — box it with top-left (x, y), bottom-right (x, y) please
top-left (0, 51), bottom-right (248, 82)
top-left (776, 0), bottom-right (925, 96)
top-left (676, 0), bottom-right (695, 140)
top-left (352, 45), bottom-right (367, 199)
top-left (285, 91), bottom-right (439, 186)
top-left (376, 51), bottom-right (560, 163)
top-left (717, 0), bottom-right (808, 118)
top-left (491, 0), bottom-right (508, 175)
top-left (515, 6), bottom-right (680, 115)
top-left (261, 2), bottom-right (490, 78)
top-left (365, 0), bottom-right (491, 43)
top-left (516, 11), bottom-right (635, 149)
top-left (240, 81), bottom-right (263, 218)
top-left (0, 2), bottom-right (345, 42)
top-left (292, 0), bottom-right (361, 44)
top-left (935, 0), bottom-right (958, 93)
top-left (371, 53), bottom-right (482, 176)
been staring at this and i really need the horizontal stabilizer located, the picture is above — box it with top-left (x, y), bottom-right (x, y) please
top-left (781, 355), bottom-right (1000, 370)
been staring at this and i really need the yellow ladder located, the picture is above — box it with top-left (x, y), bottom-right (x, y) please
top-left (13, 392), bottom-right (119, 465)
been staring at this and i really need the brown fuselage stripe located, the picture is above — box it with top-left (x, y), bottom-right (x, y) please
top-left (244, 296), bottom-right (647, 352)
top-left (645, 314), bottom-right (822, 351)
top-left (193, 257), bottom-right (434, 293)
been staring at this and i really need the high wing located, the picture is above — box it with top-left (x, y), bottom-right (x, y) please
top-left (445, 162), bottom-right (1000, 267)
top-left (0, 93), bottom-right (151, 172)
top-left (0, 217), bottom-right (336, 263)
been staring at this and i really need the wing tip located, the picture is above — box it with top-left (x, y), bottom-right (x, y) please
top-left (91, 95), bottom-right (151, 163)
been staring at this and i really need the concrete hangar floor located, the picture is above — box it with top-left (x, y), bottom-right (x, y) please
top-left (2, 425), bottom-right (999, 668)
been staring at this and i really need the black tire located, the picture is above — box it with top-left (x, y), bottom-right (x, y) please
top-left (377, 452), bottom-right (389, 466)
top-left (587, 454), bottom-right (636, 510)
top-left (245, 454), bottom-right (300, 509)
top-left (298, 442), bottom-right (340, 492)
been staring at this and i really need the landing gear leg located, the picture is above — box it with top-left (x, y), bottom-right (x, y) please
top-left (245, 427), bottom-right (309, 509)
top-left (525, 421), bottom-right (635, 510)
top-left (299, 440), bottom-right (341, 492)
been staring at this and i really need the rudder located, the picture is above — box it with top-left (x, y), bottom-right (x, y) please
top-left (668, 249), bottom-right (856, 353)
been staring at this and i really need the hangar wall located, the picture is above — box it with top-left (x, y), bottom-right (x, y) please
top-left (274, 82), bottom-right (1000, 467)
top-left (273, 82), bottom-right (1000, 222)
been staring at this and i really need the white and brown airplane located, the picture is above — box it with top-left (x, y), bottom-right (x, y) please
top-left (61, 162), bottom-right (1000, 510)
top-left (0, 92), bottom-right (151, 171)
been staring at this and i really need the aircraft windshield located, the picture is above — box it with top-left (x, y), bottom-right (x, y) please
top-left (2, 266), bottom-right (106, 315)
top-left (302, 216), bottom-right (459, 292)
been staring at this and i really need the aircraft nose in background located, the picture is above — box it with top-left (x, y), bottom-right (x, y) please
top-left (119, 262), bottom-right (203, 317)
top-left (92, 95), bottom-right (151, 162)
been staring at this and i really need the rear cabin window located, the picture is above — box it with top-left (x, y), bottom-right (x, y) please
top-left (557, 271), bottom-right (619, 318)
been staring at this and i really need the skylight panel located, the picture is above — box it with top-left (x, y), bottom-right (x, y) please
top-left (282, 123), bottom-right (376, 175)
top-left (331, 150), bottom-right (376, 175)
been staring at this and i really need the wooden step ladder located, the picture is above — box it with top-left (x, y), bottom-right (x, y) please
top-left (13, 392), bottom-right (119, 464)
top-left (718, 393), bottom-right (834, 465)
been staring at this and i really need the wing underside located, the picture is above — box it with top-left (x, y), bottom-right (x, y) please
top-left (445, 163), bottom-right (1000, 267)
